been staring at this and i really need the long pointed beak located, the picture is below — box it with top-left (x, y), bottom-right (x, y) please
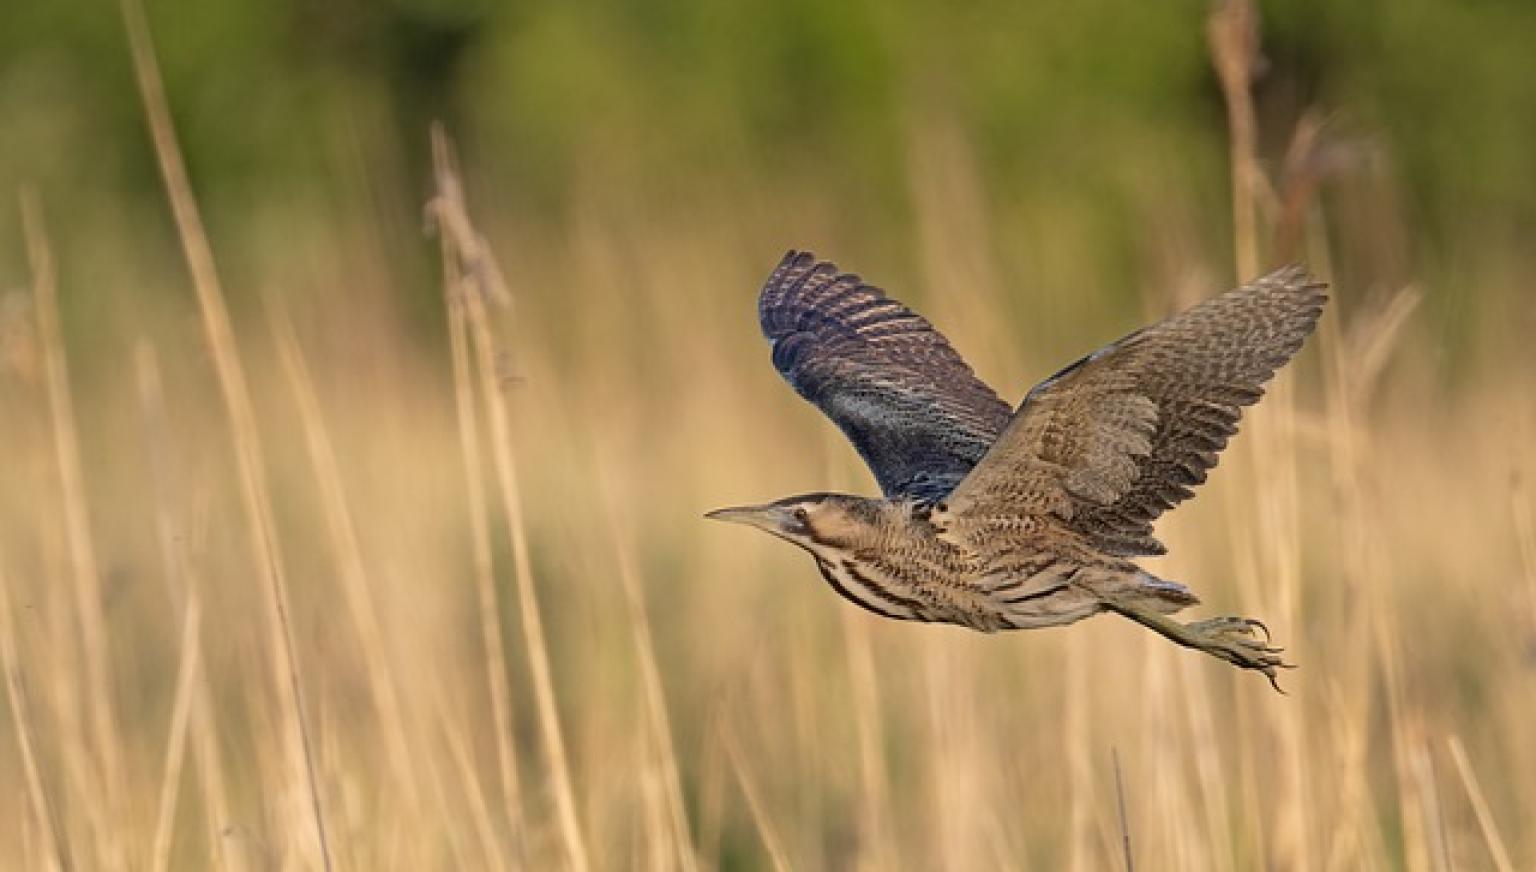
top-left (703, 504), bottom-right (786, 532)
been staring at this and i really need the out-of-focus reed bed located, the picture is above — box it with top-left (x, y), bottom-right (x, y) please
top-left (2, 0), bottom-right (1534, 869)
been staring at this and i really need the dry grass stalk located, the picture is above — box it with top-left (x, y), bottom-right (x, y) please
top-left (1065, 635), bottom-right (1097, 872)
top-left (924, 637), bottom-right (978, 869)
top-left (433, 162), bottom-right (527, 860)
top-left (430, 126), bottom-right (590, 872)
top-left (1244, 380), bottom-right (1311, 871)
top-left (20, 191), bottom-right (125, 866)
top-left (133, 342), bottom-right (243, 872)
top-left (431, 148), bottom-right (530, 864)
top-left (1446, 735), bottom-right (1516, 872)
top-left (1, 558), bottom-right (73, 872)
top-left (840, 612), bottom-right (896, 871)
top-left (1320, 273), bottom-right (1433, 871)
top-left (1510, 471), bottom-right (1536, 626)
top-left (598, 471), bottom-right (698, 872)
top-left (1180, 662), bottom-right (1235, 870)
top-left (1112, 748), bottom-right (1134, 872)
top-left (267, 295), bottom-right (428, 821)
top-left (1307, 201), bottom-right (1424, 870)
top-left (694, 725), bottom-right (727, 868)
top-left (1412, 741), bottom-right (1453, 872)
top-left (1207, 4), bottom-right (1332, 867)
top-left (635, 729), bottom-right (672, 872)
top-left (150, 597), bottom-right (202, 872)
top-left (720, 719), bottom-right (793, 872)
top-left (118, 0), bottom-right (332, 865)
top-left (433, 689), bottom-right (513, 870)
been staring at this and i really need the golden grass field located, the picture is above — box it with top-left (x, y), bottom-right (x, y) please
top-left (2, 2), bottom-right (1535, 869)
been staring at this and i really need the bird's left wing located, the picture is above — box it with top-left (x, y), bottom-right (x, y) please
top-left (944, 265), bottom-right (1327, 556)
top-left (758, 251), bottom-right (1013, 501)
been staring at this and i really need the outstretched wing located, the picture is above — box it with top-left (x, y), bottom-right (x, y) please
top-left (945, 265), bottom-right (1327, 556)
top-left (758, 250), bottom-right (1012, 501)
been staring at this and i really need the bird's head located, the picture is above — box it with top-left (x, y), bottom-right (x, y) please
top-left (704, 493), bottom-right (878, 552)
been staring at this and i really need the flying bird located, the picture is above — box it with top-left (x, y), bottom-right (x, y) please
top-left (707, 251), bottom-right (1327, 690)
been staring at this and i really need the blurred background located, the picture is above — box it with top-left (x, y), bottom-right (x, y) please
top-left (2, 0), bottom-right (1535, 868)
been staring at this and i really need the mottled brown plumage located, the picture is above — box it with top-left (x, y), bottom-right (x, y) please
top-left (709, 251), bottom-right (1328, 689)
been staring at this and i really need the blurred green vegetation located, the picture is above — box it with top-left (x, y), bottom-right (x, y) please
top-left (4, 1), bottom-right (1535, 305)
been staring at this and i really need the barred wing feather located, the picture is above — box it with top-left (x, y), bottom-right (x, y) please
top-left (758, 251), bottom-right (1013, 501)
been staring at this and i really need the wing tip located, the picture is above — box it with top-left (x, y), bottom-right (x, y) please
top-left (767, 248), bottom-right (838, 289)
top-left (759, 249), bottom-right (893, 340)
top-left (780, 248), bottom-right (818, 269)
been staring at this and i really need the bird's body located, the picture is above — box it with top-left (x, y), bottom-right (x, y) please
top-left (709, 251), bottom-right (1328, 688)
top-left (731, 493), bottom-right (1177, 633)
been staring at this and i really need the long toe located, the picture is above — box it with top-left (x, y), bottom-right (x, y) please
top-left (1191, 616), bottom-right (1293, 692)
top-left (1190, 616), bottom-right (1269, 641)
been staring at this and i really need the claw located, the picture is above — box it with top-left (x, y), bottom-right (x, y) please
top-left (1266, 670), bottom-right (1287, 695)
top-left (1188, 615), bottom-right (1294, 693)
top-left (1246, 618), bottom-right (1272, 643)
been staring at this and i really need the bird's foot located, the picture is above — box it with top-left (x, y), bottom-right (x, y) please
top-left (1186, 616), bottom-right (1293, 692)
top-left (1103, 600), bottom-right (1296, 693)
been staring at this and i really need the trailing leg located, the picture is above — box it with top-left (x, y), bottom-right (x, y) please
top-left (1101, 597), bottom-right (1293, 692)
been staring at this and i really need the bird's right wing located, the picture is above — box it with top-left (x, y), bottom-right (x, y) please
top-left (758, 251), bottom-right (1013, 501)
top-left (944, 265), bottom-right (1327, 556)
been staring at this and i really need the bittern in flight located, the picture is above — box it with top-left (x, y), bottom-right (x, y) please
top-left (708, 251), bottom-right (1327, 690)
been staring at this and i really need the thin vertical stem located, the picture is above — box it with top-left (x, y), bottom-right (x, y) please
top-left (721, 721), bottom-right (792, 872)
top-left (1112, 748), bottom-right (1135, 872)
top-left (268, 296), bottom-right (426, 820)
top-left (150, 598), bottom-right (202, 872)
top-left (1446, 736), bottom-right (1515, 872)
top-left (1066, 634), bottom-right (1097, 872)
top-left (119, 1), bottom-right (332, 866)
top-left (433, 686), bottom-right (513, 870)
top-left (20, 191), bottom-right (124, 867)
top-left (438, 199), bottom-right (526, 860)
top-left (431, 127), bottom-right (589, 872)
top-left (598, 472), bottom-right (697, 872)
top-left (1207, 6), bottom-right (1318, 869)
top-left (1, 560), bottom-right (73, 872)
top-left (840, 612), bottom-right (895, 871)
top-left (134, 341), bottom-right (243, 872)
top-left (1511, 473), bottom-right (1536, 633)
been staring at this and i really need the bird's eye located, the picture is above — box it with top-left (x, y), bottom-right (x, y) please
top-left (793, 507), bottom-right (809, 524)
